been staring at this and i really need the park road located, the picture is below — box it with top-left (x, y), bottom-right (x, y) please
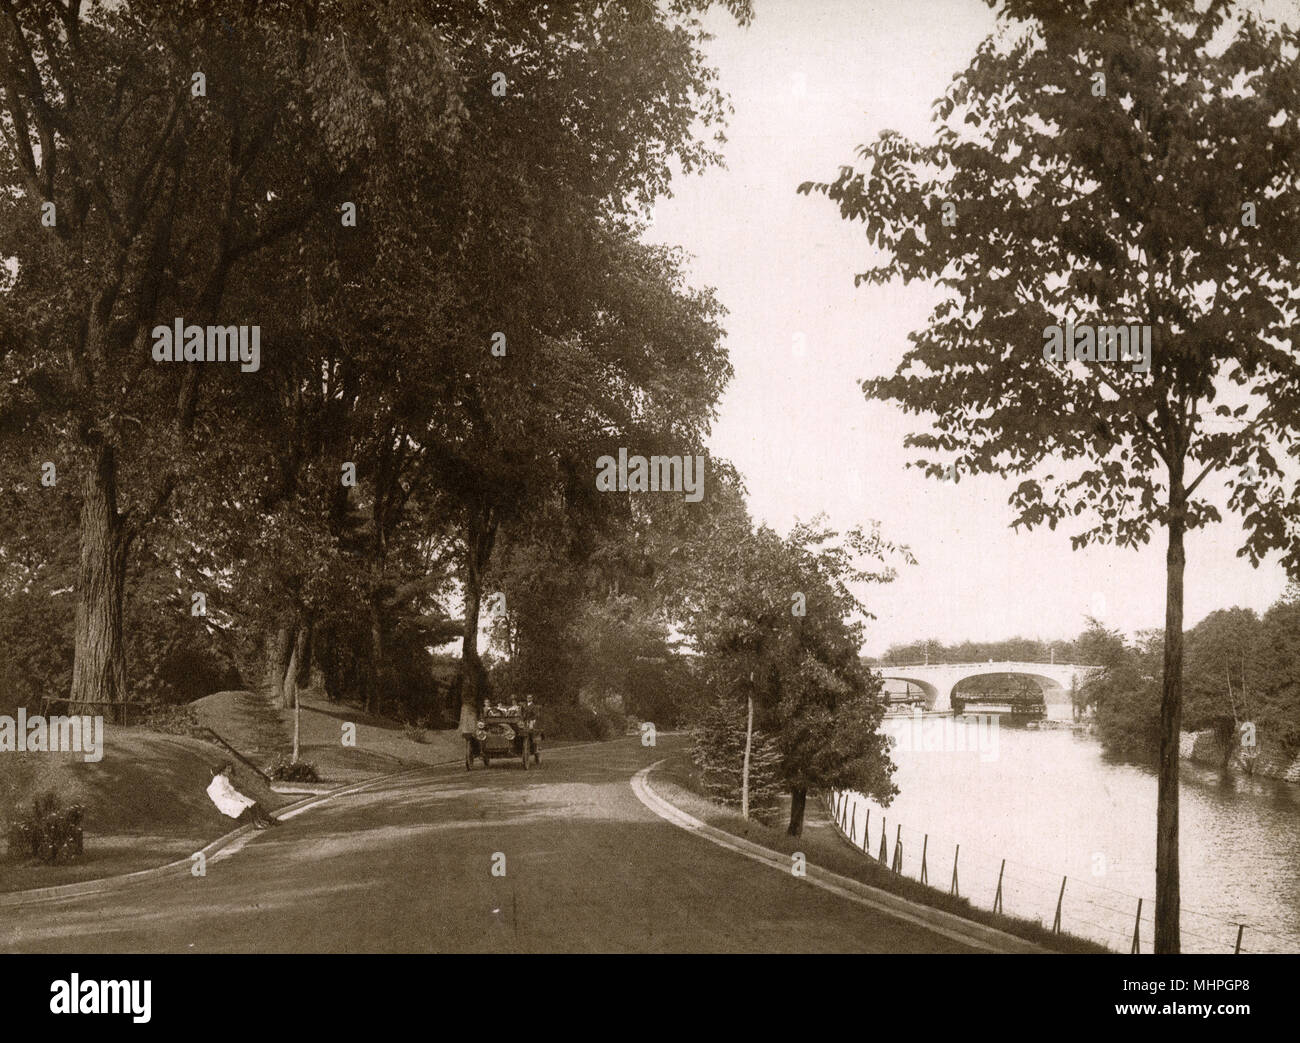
top-left (1, 738), bottom-right (977, 953)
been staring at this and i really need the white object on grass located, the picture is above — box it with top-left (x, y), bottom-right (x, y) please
top-left (206, 773), bottom-right (256, 819)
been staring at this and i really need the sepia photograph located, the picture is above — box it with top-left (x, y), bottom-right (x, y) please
top-left (1, 0), bottom-right (1298, 1021)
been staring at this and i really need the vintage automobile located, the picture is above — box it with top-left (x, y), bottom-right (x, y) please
top-left (465, 702), bottom-right (540, 770)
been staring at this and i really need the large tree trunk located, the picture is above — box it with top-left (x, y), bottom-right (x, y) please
top-left (69, 444), bottom-right (131, 723)
top-left (268, 625), bottom-right (292, 708)
top-left (458, 508), bottom-right (496, 734)
top-left (787, 787), bottom-right (807, 837)
top-left (368, 595), bottom-right (385, 716)
top-left (458, 565), bottom-right (486, 734)
top-left (1155, 473), bottom-right (1186, 954)
top-left (283, 619), bottom-right (308, 714)
top-left (318, 626), bottom-right (342, 702)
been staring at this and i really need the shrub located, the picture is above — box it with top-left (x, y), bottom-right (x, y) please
top-left (6, 792), bottom-right (84, 864)
top-left (267, 757), bottom-right (320, 783)
top-left (402, 721), bottom-right (430, 744)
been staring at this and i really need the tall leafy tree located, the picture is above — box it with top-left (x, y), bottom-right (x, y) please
top-left (802, 0), bottom-right (1300, 951)
top-left (687, 514), bottom-right (910, 834)
top-left (0, 0), bottom-right (461, 717)
top-left (423, 0), bottom-right (748, 730)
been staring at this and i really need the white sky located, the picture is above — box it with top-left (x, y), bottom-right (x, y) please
top-left (646, 0), bottom-right (1295, 656)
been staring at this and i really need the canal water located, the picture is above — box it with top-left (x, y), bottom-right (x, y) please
top-left (839, 713), bottom-right (1300, 953)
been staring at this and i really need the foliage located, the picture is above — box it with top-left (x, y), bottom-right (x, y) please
top-left (1082, 623), bottom-right (1164, 760)
top-left (682, 504), bottom-right (910, 831)
top-left (267, 757), bottom-right (319, 783)
top-left (878, 636), bottom-right (1081, 666)
top-left (690, 696), bottom-right (784, 818)
top-left (1079, 593), bottom-right (1300, 763)
top-left (0, 0), bottom-right (749, 733)
top-left (537, 702), bottom-right (624, 742)
top-left (6, 792), bottom-right (84, 864)
top-left (138, 702), bottom-right (206, 739)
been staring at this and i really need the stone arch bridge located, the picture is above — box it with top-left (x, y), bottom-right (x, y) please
top-left (876, 661), bottom-right (1101, 713)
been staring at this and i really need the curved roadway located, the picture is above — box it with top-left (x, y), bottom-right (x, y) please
top-left (1, 739), bottom-right (977, 953)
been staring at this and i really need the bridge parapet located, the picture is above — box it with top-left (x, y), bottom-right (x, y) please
top-left (880, 661), bottom-right (1101, 671)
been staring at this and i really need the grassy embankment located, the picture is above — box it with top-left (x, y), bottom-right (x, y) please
top-left (649, 752), bottom-right (1111, 954)
top-left (0, 687), bottom-right (466, 892)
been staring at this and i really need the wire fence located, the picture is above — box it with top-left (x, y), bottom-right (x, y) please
top-left (826, 789), bottom-right (1300, 954)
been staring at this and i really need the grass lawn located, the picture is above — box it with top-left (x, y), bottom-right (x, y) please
top-left (0, 728), bottom-right (289, 892)
top-left (2, 686), bottom-right (601, 892)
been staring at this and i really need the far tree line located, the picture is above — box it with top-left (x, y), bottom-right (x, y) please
top-left (1076, 593), bottom-right (1300, 766)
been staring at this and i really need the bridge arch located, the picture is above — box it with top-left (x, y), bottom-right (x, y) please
top-left (875, 661), bottom-right (1096, 714)
top-left (879, 676), bottom-right (942, 711)
top-left (947, 669), bottom-right (1064, 713)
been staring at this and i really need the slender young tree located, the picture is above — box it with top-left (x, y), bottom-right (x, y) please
top-left (801, 0), bottom-right (1300, 950)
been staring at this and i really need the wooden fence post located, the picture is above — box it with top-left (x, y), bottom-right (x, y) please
top-left (1131, 898), bottom-right (1142, 954)
top-left (891, 825), bottom-right (902, 874)
top-left (993, 859), bottom-right (1005, 914)
top-left (878, 818), bottom-right (889, 864)
top-left (1234, 924), bottom-right (1244, 955)
top-left (1052, 876), bottom-right (1067, 934)
top-left (920, 834), bottom-right (928, 885)
top-left (950, 844), bottom-right (959, 897)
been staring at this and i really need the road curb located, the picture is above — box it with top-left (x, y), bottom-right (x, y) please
top-left (632, 760), bottom-right (1047, 954)
top-left (0, 764), bottom-right (433, 908)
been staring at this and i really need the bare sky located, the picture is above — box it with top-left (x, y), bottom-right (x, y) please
top-left (646, 0), bottom-right (1295, 656)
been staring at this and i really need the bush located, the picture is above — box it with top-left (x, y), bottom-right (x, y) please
top-left (402, 721), bottom-right (430, 744)
top-left (267, 757), bottom-right (320, 783)
top-left (6, 792), bottom-right (84, 864)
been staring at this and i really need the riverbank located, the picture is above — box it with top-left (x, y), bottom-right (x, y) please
top-left (650, 752), bottom-right (1109, 953)
top-left (1180, 728), bottom-right (1300, 783)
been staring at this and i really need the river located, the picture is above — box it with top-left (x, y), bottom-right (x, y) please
top-left (839, 712), bottom-right (1300, 953)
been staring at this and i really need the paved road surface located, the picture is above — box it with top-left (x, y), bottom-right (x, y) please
top-left (1, 739), bottom-right (976, 953)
